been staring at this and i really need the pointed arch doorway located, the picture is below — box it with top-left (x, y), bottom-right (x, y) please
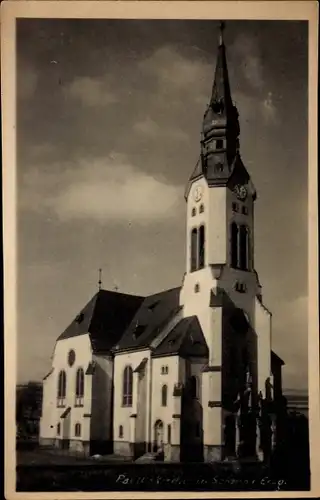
top-left (154, 420), bottom-right (164, 452)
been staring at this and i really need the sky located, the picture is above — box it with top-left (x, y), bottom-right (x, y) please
top-left (16, 19), bottom-right (308, 390)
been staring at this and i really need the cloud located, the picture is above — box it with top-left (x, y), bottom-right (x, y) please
top-left (133, 117), bottom-right (188, 142)
top-left (20, 155), bottom-right (182, 224)
top-left (231, 34), bottom-right (264, 90)
top-left (65, 76), bottom-right (118, 107)
top-left (139, 45), bottom-right (212, 93)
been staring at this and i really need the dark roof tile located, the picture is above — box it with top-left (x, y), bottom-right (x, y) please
top-left (57, 289), bottom-right (144, 353)
top-left (152, 315), bottom-right (208, 358)
top-left (114, 287), bottom-right (181, 352)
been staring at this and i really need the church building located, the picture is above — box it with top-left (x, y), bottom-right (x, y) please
top-left (40, 23), bottom-right (285, 462)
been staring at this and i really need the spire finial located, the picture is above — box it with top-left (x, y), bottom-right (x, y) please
top-left (219, 20), bottom-right (225, 46)
top-left (98, 268), bottom-right (102, 291)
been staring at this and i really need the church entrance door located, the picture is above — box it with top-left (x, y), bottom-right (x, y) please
top-left (154, 420), bottom-right (164, 452)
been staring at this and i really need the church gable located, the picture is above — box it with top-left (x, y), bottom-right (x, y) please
top-left (152, 316), bottom-right (208, 358)
top-left (57, 289), bottom-right (144, 353)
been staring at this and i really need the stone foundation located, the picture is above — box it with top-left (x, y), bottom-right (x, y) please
top-left (39, 438), bottom-right (110, 457)
top-left (113, 440), bottom-right (133, 458)
top-left (39, 437), bottom-right (55, 447)
top-left (69, 439), bottom-right (90, 455)
top-left (167, 445), bottom-right (180, 462)
top-left (204, 445), bottom-right (222, 462)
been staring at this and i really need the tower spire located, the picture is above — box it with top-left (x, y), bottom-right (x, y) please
top-left (98, 268), bottom-right (102, 291)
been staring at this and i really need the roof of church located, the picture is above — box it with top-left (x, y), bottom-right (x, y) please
top-left (152, 315), bottom-right (208, 358)
top-left (57, 289), bottom-right (144, 353)
top-left (113, 287), bottom-right (182, 352)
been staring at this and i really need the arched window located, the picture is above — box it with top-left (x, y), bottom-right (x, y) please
top-left (161, 385), bottom-right (168, 406)
top-left (75, 368), bottom-right (85, 406)
top-left (119, 425), bottom-right (124, 438)
top-left (231, 222), bottom-right (239, 268)
top-left (75, 422), bottom-right (81, 437)
top-left (122, 365), bottom-right (133, 407)
top-left (198, 225), bottom-right (205, 269)
top-left (189, 376), bottom-right (198, 398)
top-left (199, 204), bottom-right (204, 214)
top-left (239, 225), bottom-right (249, 270)
top-left (167, 424), bottom-right (171, 444)
top-left (57, 370), bottom-right (66, 406)
top-left (191, 207), bottom-right (196, 217)
top-left (190, 228), bottom-right (198, 272)
top-left (57, 423), bottom-right (61, 435)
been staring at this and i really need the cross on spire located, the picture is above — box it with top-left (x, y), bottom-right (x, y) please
top-left (219, 20), bottom-right (225, 46)
top-left (98, 268), bottom-right (102, 291)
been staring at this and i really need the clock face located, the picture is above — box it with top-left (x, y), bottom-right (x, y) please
top-left (234, 184), bottom-right (248, 201)
top-left (68, 349), bottom-right (76, 367)
top-left (193, 185), bottom-right (203, 202)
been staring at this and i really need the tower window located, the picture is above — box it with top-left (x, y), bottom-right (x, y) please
top-left (232, 202), bottom-right (239, 212)
top-left (231, 222), bottom-right (239, 269)
top-left (119, 425), bottom-right (124, 438)
top-left (161, 385), bottom-right (168, 407)
top-left (199, 204), bottom-right (204, 214)
top-left (190, 228), bottom-right (198, 272)
top-left (57, 423), bottom-right (61, 435)
top-left (75, 422), bottom-right (81, 437)
top-left (191, 207), bottom-right (196, 217)
top-left (215, 162), bottom-right (224, 173)
top-left (242, 206), bottom-right (248, 215)
top-left (216, 139), bottom-right (224, 150)
top-left (235, 282), bottom-right (247, 293)
top-left (198, 225), bottom-right (205, 269)
top-left (194, 283), bottom-right (200, 293)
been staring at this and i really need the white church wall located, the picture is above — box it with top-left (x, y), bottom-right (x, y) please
top-left (202, 370), bottom-right (222, 445)
top-left (91, 354), bottom-right (113, 442)
top-left (40, 370), bottom-right (56, 442)
top-left (208, 186), bottom-right (227, 265)
top-left (255, 297), bottom-right (272, 396)
top-left (52, 335), bottom-right (93, 442)
top-left (151, 356), bottom-right (179, 435)
top-left (113, 349), bottom-right (150, 453)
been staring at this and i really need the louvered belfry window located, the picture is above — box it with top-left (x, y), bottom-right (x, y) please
top-left (122, 365), bottom-right (133, 407)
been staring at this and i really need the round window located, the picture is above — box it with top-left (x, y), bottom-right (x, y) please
top-left (68, 349), bottom-right (76, 367)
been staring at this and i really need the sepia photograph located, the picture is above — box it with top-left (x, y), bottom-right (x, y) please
top-left (2, 0), bottom-right (319, 497)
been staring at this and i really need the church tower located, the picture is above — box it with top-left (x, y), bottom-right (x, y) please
top-left (180, 22), bottom-right (271, 461)
top-left (180, 21), bottom-right (260, 335)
